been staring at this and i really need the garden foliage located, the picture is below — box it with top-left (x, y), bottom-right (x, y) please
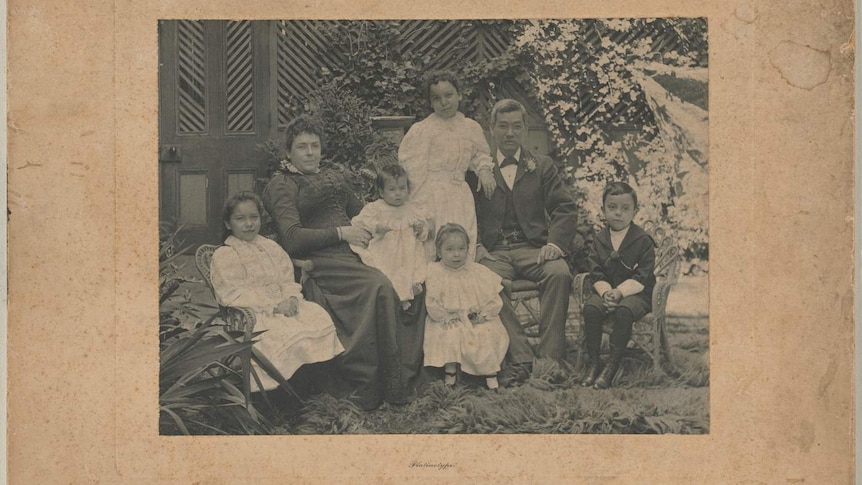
top-left (159, 225), bottom-right (290, 435)
top-left (268, 19), bottom-right (708, 259)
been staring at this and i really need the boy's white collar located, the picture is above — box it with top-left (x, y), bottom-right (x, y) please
top-left (609, 224), bottom-right (631, 235)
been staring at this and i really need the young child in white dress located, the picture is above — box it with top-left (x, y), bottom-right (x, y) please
top-left (423, 223), bottom-right (509, 390)
top-left (398, 70), bottom-right (497, 263)
top-left (350, 165), bottom-right (434, 309)
top-left (210, 191), bottom-right (344, 392)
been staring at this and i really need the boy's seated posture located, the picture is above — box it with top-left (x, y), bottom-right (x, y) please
top-left (581, 182), bottom-right (657, 389)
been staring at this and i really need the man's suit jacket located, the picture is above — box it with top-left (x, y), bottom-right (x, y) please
top-left (466, 147), bottom-right (578, 252)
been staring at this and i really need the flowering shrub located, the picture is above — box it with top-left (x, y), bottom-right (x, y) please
top-left (517, 18), bottom-right (708, 259)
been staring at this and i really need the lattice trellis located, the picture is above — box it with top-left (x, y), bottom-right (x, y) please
top-left (399, 20), bottom-right (479, 69)
top-left (276, 20), bottom-right (345, 126)
top-left (273, 20), bottom-right (706, 128)
top-left (176, 20), bottom-right (207, 134)
top-left (225, 21), bottom-right (255, 133)
top-left (275, 20), bottom-right (513, 126)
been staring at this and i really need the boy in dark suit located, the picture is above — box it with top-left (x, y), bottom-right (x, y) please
top-left (467, 99), bottom-right (578, 385)
top-left (581, 182), bottom-right (657, 389)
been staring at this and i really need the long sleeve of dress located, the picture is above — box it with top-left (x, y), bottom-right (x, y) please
top-left (264, 238), bottom-right (304, 299)
top-left (475, 290), bottom-right (503, 322)
top-left (425, 294), bottom-right (456, 323)
top-left (211, 242), bottom-right (305, 313)
top-left (398, 123), bottom-right (429, 195)
top-left (349, 203), bottom-right (379, 234)
top-left (262, 174), bottom-right (340, 255)
top-left (211, 248), bottom-right (277, 313)
top-left (344, 178), bottom-right (364, 219)
top-left (464, 119), bottom-right (493, 173)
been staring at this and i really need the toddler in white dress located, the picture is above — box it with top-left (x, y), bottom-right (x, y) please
top-left (350, 165), bottom-right (434, 309)
top-left (423, 223), bottom-right (509, 390)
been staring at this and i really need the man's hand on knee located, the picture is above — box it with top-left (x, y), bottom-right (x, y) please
top-left (536, 244), bottom-right (563, 265)
top-left (475, 244), bottom-right (497, 263)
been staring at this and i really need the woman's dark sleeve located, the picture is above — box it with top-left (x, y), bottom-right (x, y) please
top-left (344, 176), bottom-right (364, 219)
top-left (262, 174), bottom-right (340, 255)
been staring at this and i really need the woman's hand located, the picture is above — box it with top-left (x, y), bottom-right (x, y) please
top-left (274, 296), bottom-right (299, 317)
top-left (340, 226), bottom-right (372, 248)
top-left (476, 166), bottom-right (497, 199)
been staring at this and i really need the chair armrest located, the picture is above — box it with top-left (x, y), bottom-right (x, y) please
top-left (222, 305), bottom-right (256, 333)
top-left (572, 272), bottom-right (591, 309)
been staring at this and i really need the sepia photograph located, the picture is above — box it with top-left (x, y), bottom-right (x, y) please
top-left (158, 18), bottom-right (709, 435)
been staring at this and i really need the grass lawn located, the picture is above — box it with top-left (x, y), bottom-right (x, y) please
top-left (172, 257), bottom-right (709, 435)
top-left (264, 316), bottom-right (709, 435)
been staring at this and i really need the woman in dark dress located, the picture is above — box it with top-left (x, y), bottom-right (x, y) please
top-left (262, 116), bottom-right (424, 410)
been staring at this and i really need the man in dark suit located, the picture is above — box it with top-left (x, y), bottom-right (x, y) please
top-left (467, 99), bottom-right (578, 385)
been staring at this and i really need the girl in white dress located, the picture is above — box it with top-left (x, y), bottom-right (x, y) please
top-left (350, 165), bottom-right (434, 310)
top-left (210, 191), bottom-right (344, 392)
top-left (398, 70), bottom-right (497, 263)
top-left (423, 224), bottom-right (509, 390)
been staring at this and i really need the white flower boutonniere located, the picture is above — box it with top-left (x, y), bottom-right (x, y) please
top-left (525, 158), bottom-right (537, 173)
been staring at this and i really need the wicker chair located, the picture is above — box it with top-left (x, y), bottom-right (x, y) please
top-left (195, 244), bottom-right (314, 333)
top-left (573, 221), bottom-right (681, 374)
top-left (195, 244), bottom-right (314, 400)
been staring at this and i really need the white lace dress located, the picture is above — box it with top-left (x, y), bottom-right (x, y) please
top-left (350, 199), bottom-right (432, 303)
top-left (423, 261), bottom-right (509, 376)
top-left (398, 112), bottom-right (493, 261)
top-left (211, 235), bottom-right (344, 391)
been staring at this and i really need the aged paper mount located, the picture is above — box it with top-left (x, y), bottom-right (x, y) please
top-left (6, 0), bottom-right (855, 482)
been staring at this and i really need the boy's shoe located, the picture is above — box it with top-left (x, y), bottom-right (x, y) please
top-left (498, 362), bottom-right (533, 387)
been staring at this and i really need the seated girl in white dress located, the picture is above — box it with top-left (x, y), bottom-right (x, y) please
top-left (350, 165), bottom-right (434, 309)
top-left (210, 191), bottom-right (344, 392)
top-left (423, 223), bottom-right (509, 390)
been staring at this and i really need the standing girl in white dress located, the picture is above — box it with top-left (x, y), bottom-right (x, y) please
top-left (350, 165), bottom-right (434, 309)
top-left (398, 70), bottom-right (497, 262)
top-left (423, 224), bottom-right (509, 390)
top-left (210, 191), bottom-right (344, 392)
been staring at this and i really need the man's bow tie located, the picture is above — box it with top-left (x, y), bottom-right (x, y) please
top-left (500, 156), bottom-right (518, 168)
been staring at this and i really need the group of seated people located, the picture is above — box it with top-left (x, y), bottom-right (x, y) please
top-left (209, 71), bottom-right (657, 410)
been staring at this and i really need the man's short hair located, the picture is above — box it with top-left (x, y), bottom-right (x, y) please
top-left (490, 99), bottom-right (527, 126)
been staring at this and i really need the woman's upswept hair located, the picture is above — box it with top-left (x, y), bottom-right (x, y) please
top-left (423, 70), bottom-right (461, 100)
top-left (601, 181), bottom-right (639, 208)
top-left (285, 115), bottom-right (324, 150)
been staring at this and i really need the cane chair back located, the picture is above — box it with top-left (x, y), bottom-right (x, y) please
top-left (573, 221), bottom-right (681, 374)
